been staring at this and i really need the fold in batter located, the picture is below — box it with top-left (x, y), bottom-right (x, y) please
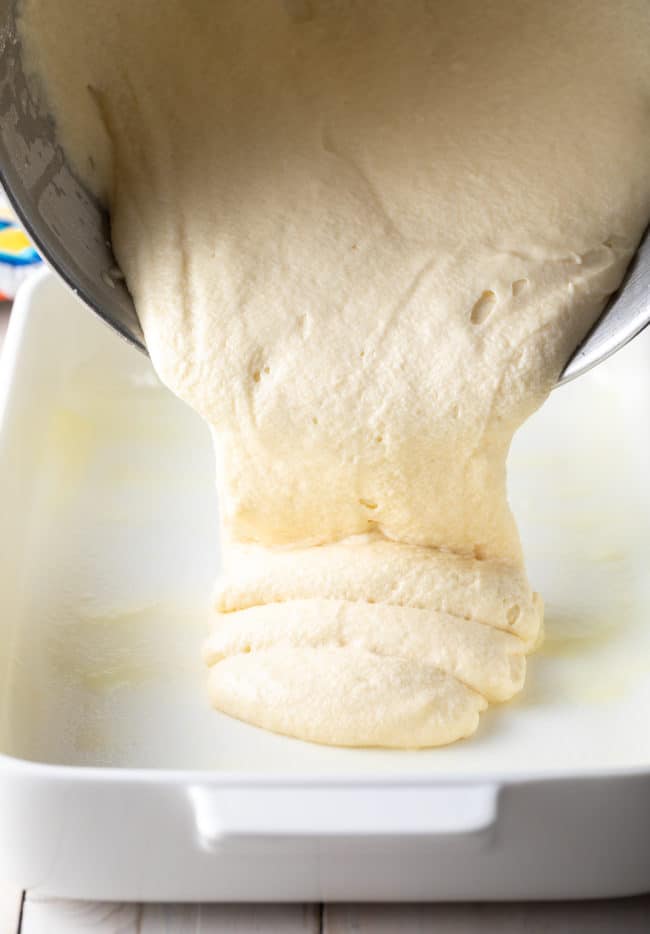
top-left (20, 1), bottom-right (650, 745)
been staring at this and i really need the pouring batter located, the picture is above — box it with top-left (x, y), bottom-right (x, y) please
top-left (19, 0), bottom-right (650, 746)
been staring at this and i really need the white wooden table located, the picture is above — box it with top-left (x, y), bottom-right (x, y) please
top-left (0, 887), bottom-right (650, 933)
top-left (1, 303), bottom-right (649, 931)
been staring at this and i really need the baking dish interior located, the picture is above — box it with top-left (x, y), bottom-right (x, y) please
top-left (1, 272), bottom-right (649, 776)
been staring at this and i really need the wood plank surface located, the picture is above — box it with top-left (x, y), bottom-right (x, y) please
top-left (20, 897), bottom-right (319, 933)
top-left (18, 896), bottom-right (650, 933)
top-left (324, 897), bottom-right (650, 933)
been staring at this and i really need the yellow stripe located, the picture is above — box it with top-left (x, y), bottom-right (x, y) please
top-left (0, 228), bottom-right (31, 252)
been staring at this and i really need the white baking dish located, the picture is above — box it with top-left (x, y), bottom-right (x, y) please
top-left (0, 269), bottom-right (649, 902)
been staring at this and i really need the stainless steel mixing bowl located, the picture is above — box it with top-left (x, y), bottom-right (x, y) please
top-left (1, 0), bottom-right (648, 379)
top-left (0, 0), bottom-right (144, 351)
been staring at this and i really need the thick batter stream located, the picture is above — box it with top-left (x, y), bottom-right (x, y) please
top-left (19, 1), bottom-right (650, 745)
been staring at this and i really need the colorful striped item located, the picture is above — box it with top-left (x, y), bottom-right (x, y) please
top-left (0, 195), bottom-right (42, 300)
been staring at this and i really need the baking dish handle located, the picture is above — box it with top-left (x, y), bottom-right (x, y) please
top-left (188, 783), bottom-right (499, 850)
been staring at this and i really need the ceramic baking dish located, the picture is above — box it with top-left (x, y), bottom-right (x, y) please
top-left (0, 269), bottom-right (649, 902)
